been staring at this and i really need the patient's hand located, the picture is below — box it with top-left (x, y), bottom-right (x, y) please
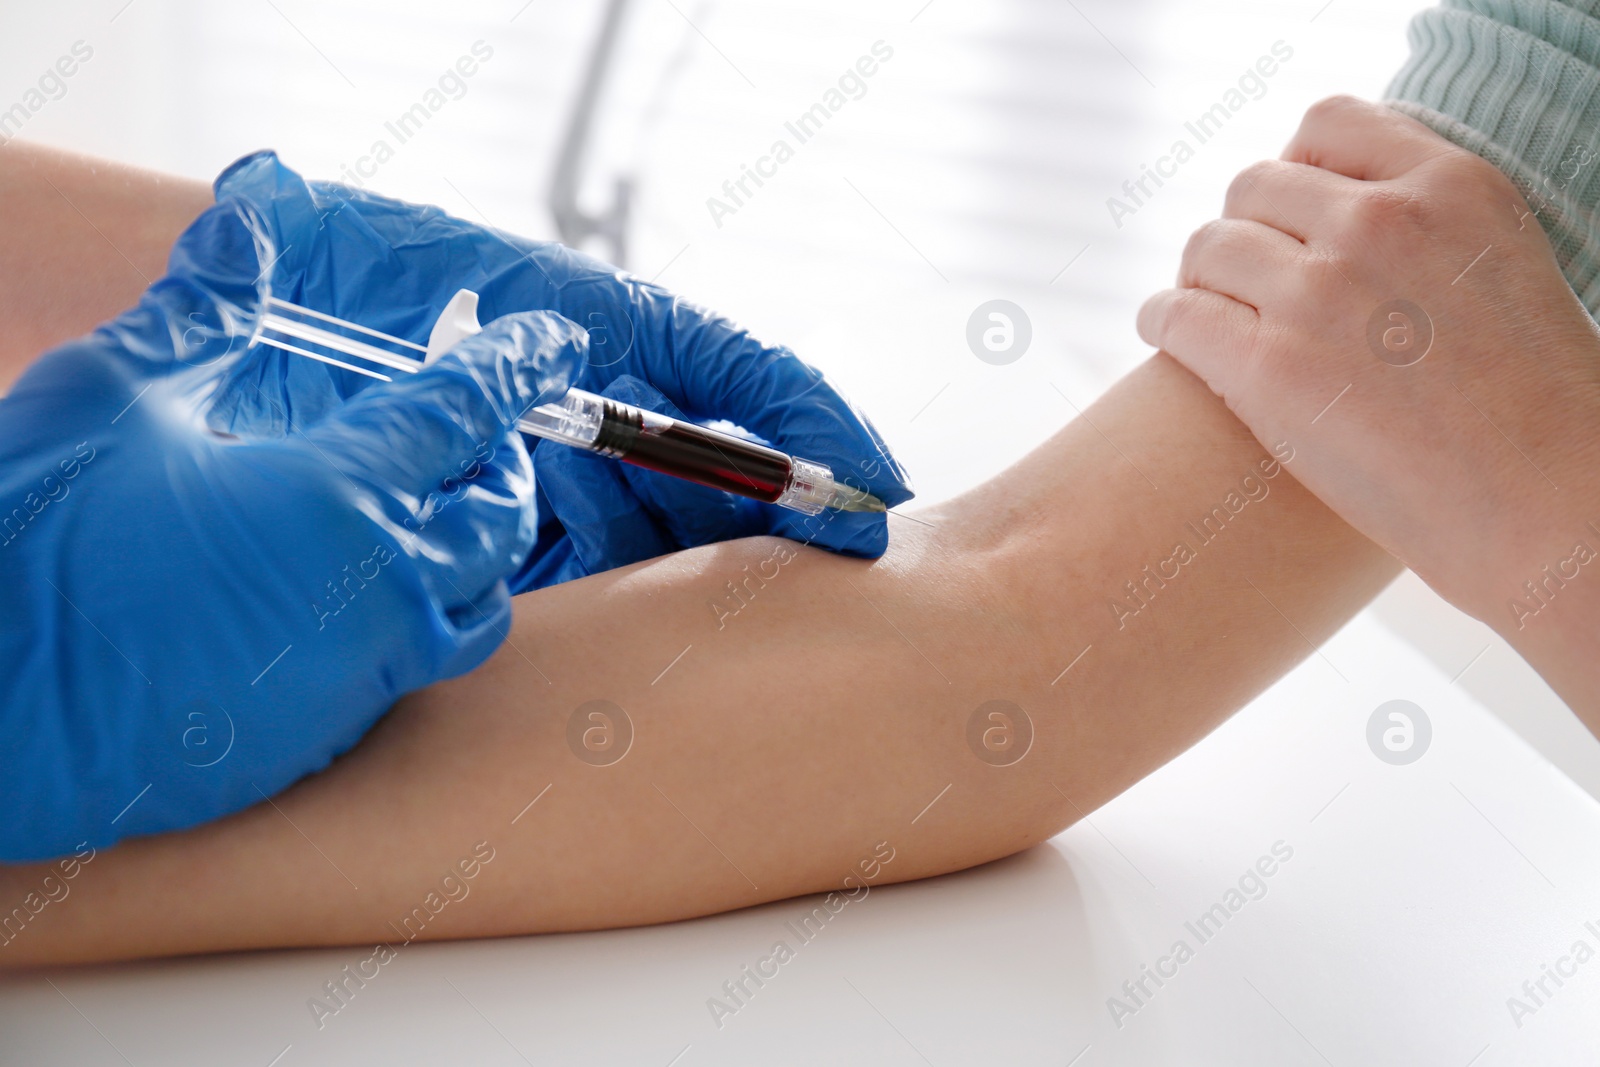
top-left (1138, 95), bottom-right (1600, 637)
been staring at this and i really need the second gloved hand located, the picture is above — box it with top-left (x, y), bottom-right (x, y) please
top-left (202, 152), bottom-right (913, 587)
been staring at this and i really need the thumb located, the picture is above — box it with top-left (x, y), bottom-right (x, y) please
top-left (306, 310), bottom-right (585, 500)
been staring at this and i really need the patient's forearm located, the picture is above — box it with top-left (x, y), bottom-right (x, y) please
top-left (0, 141), bottom-right (210, 389)
top-left (0, 354), bottom-right (1397, 965)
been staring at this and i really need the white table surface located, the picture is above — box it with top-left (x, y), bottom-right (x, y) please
top-left (4, 606), bottom-right (1597, 1066)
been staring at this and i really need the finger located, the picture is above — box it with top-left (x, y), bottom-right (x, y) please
top-left (1137, 287), bottom-right (1260, 393)
top-left (306, 310), bottom-right (582, 501)
top-left (210, 153), bottom-right (448, 416)
top-left (1176, 219), bottom-right (1304, 310)
top-left (162, 183), bottom-right (370, 435)
top-left (213, 150), bottom-right (338, 311)
top-left (1281, 95), bottom-right (1454, 181)
top-left (395, 425), bottom-right (540, 625)
top-left (513, 527), bottom-right (589, 591)
top-left (167, 197), bottom-right (380, 430)
top-left (532, 443), bottom-right (680, 578)
top-left (1221, 159), bottom-right (1356, 240)
top-left (162, 198), bottom-right (274, 335)
top-left (515, 533), bottom-right (592, 590)
top-left (497, 477), bottom-right (584, 593)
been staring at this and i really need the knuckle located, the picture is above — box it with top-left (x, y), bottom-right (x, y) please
top-left (1303, 93), bottom-right (1367, 127)
top-left (1345, 185), bottom-right (1431, 236)
top-left (1224, 160), bottom-right (1287, 213)
top-left (1403, 147), bottom-right (1530, 236)
top-left (1182, 218), bottom-right (1233, 263)
top-left (1443, 149), bottom-right (1518, 200)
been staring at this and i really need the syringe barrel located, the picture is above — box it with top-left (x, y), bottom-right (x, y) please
top-left (592, 395), bottom-right (794, 503)
top-left (515, 389), bottom-right (841, 514)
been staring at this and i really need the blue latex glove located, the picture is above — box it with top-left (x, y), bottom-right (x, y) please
top-left (203, 152), bottom-right (913, 588)
top-left (0, 199), bottom-right (582, 863)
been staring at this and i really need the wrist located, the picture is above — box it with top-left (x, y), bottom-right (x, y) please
top-left (1463, 464), bottom-right (1600, 709)
top-left (1445, 359), bottom-right (1600, 633)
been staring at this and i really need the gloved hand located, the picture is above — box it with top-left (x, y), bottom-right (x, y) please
top-left (0, 199), bottom-right (582, 862)
top-left (203, 152), bottom-right (913, 588)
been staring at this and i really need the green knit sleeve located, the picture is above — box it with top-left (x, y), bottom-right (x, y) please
top-left (1386, 0), bottom-right (1600, 313)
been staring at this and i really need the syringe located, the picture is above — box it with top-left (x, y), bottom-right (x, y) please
top-left (517, 388), bottom-right (880, 513)
top-left (252, 290), bottom-right (885, 516)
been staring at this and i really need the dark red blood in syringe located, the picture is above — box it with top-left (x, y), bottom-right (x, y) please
top-left (594, 400), bottom-right (791, 503)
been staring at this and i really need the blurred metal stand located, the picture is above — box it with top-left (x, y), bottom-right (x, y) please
top-left (548, 0), bottom-right (634, 267)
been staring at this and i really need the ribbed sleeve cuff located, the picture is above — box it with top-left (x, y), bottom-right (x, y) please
top-left (1385, 0), bottom-right (1600, 314)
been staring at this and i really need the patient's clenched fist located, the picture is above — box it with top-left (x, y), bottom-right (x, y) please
top-left (1137, 94), bottom-right (1600, 626)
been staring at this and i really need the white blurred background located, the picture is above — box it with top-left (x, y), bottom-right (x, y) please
top-left (5, 0), bottom-right (1598, 796)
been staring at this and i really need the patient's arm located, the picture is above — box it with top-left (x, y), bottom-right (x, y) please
top-left (0, 353), bottom-right (1396, 966)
